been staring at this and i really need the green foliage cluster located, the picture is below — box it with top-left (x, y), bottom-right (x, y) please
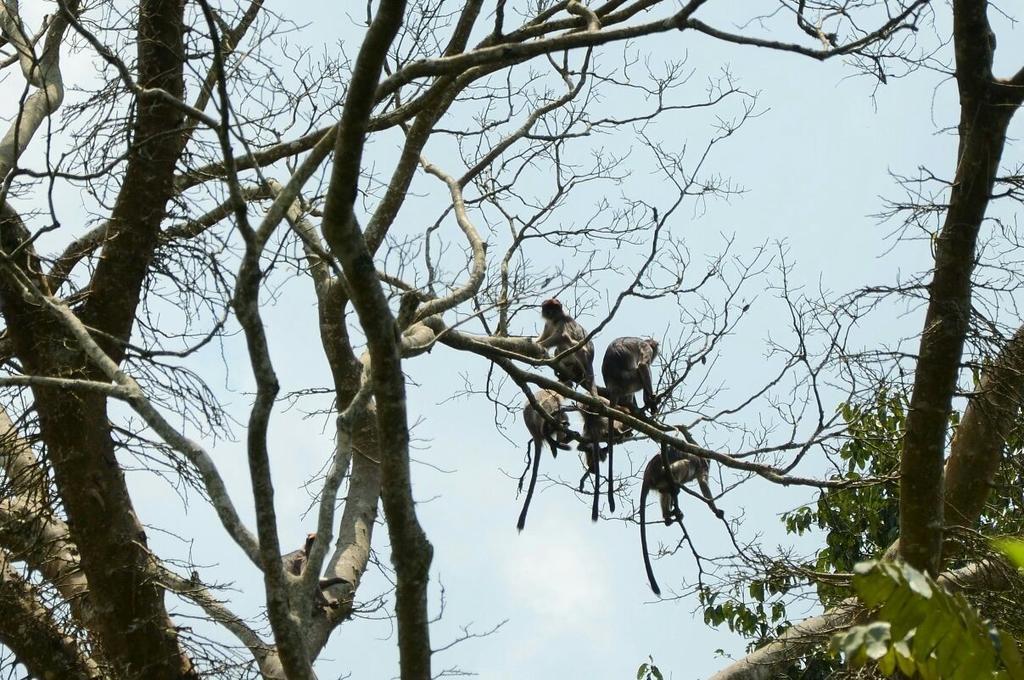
top-left (783, 389), bottom-right (905, 603)
top-left (832, 552), bottom-right (1024, 680)
top-left (700, 575), bottom-right (792, 642)
top-left (673, 385), bottom-right (1024, 679)
top-left (698, 389), bottom-right (907, 658)
top-left (635, 656), bottom-right (663, 680)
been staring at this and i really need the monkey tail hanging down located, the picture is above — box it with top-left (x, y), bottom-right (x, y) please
top-left (598, 336), bottom-right (659, 518)
top-left (517, 389), bottom-right (573, 531)
top-left (638, 435), bottom-right (723, 595)
top-left (578, 394), bottom-right (631, 521)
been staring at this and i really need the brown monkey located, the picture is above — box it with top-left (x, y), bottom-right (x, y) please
top-left (639, 438), bottom-right (723, 595)
top-left (601, 336), bottom-right (659, 415)
top-left (282, 532), bottom-right (318, 577)
top-left (517, 389), bottom-right (573, 531)
top-left (282, 533), bottom-right (352, 611)
top-left (600, 337), bottom-right (660, 497)
top-left (577, 395), bottom-right (631, 522)
top-left (535, 299), bottom-right (596, 393)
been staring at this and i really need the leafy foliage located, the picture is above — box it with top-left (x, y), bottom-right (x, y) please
top-left (686, 379), bottom-right (1024, 680)
top-left (832, 559), bottom-right (1024, 680)
top-left (783, 388), bottom-right (905, 604)
top-left (636, 656), bottom-right (664, 680)
top-left (993, 539), bottom-right (1024, 568)
top-left (700, 576), bottom-right (793, 643)
top-left (695, 389), bottom-right (908, 675)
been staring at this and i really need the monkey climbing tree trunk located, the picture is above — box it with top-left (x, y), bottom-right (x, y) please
top-left (898, 0), bottom-right (1024, 577)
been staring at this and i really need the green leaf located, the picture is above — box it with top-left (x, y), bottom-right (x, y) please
top-left (993, 538), bottom-right (1024, 570)
top-left (894, 640), bottom-right (917, 677)
top-left (997, 631), bottom-right (1024, 680)
top-left (864, 625), bottom-right (893, 667)
top-left (840, 560), bottom-right (1018, 680)
top-left (749, 580), bottom-right (764, 602)
top-left (878, 646), bottom-right (897, 676)
top-left (900, 562), bottom-right (933, 598)
top-left (911, 611), bottom-right (945, 662)
top-left (839, 626), bottom-right (867, 666)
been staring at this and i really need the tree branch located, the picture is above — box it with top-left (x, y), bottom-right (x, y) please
top-left (943, 325), bottom-right (1024, 541)
top-left (707, 560), bottom-right (1013, 680)
top-left (0, 556), bottom-right (100, 680)
top-left (320, 1), bottom-right (438, 677)
top-left (899, 0), bottom-right (1020, 575)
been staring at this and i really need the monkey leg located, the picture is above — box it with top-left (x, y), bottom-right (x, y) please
top-left (698, 479), bottom-right (726, 519)
top-left (671, 492), bottom-right (684, 524)
top-left (545, 433), bottom-right (567, 459)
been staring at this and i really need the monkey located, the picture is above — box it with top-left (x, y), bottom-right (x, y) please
top-left (282, 533), bottom-right (352, 612)
top-left (535, 299), bottom-right (596, 394)
top-left (601, 336), bottom-right (660, 415)
top-left (639, 436), bottom-right (724, 595)
top-left (600, 336), bottom-right (660, 493)
top-left (577, 395), bottom-right (631, 522)
top-left (517, 389), bottom-right (574, 531)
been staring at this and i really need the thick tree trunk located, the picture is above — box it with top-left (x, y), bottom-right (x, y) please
top-left (943, 325), bottom-right (1024, 534)
top-left (898, 0), bottom-right (1020, 576)
top-left (0, 2), bottom-right (194, 677)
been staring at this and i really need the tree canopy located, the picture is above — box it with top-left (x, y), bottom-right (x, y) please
top-left (0, 1), bottom-right (1022, 679)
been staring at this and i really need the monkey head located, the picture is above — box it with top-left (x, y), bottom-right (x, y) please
top-left (646, 338), bottom-right (660, 356)
top-left (540, 298), bottom-right (565, 320)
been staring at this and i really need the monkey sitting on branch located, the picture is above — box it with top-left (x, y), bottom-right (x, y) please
top-left (281, 533), bottom-right (353, 613)
top-left (577, 394), bottom-right (632, 522)
top-left (600, 336), bottom-right (660, 495)
top-left (517, 388), bottom-right (574, 531)
top-left (535, 298), bottom-right (597, 395)
top-left (601, 336), bottom-right (660, 416)
top-left (638, 433), bottom-right (724, 596)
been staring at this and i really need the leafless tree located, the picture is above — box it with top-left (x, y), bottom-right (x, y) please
top-left (0, 1), bottom-right (1019, 680)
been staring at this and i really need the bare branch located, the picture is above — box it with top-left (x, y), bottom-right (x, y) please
top-left (0, 556), bottom-right (100, 680)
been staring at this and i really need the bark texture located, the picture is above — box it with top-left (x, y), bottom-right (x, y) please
top-left (898, 0), bottom-right (1022, 576)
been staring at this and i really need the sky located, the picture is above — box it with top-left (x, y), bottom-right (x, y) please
top-left (5, 2), bottom-right (1024, 679)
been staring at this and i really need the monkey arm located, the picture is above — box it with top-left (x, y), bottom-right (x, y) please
top-left (697, 478), bottom-right (725, 519)
top-left (535, 321), bottom-right (559, 347)
top-left (639, 363), bottom-right (656, 410)
top-left (537, 335), bottom-right (563, 350)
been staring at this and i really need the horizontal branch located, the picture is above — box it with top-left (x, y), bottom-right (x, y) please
top-left (0, 375), bottom-right (131, 397)
top-left (406, 317), bottom-right (880, 489)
